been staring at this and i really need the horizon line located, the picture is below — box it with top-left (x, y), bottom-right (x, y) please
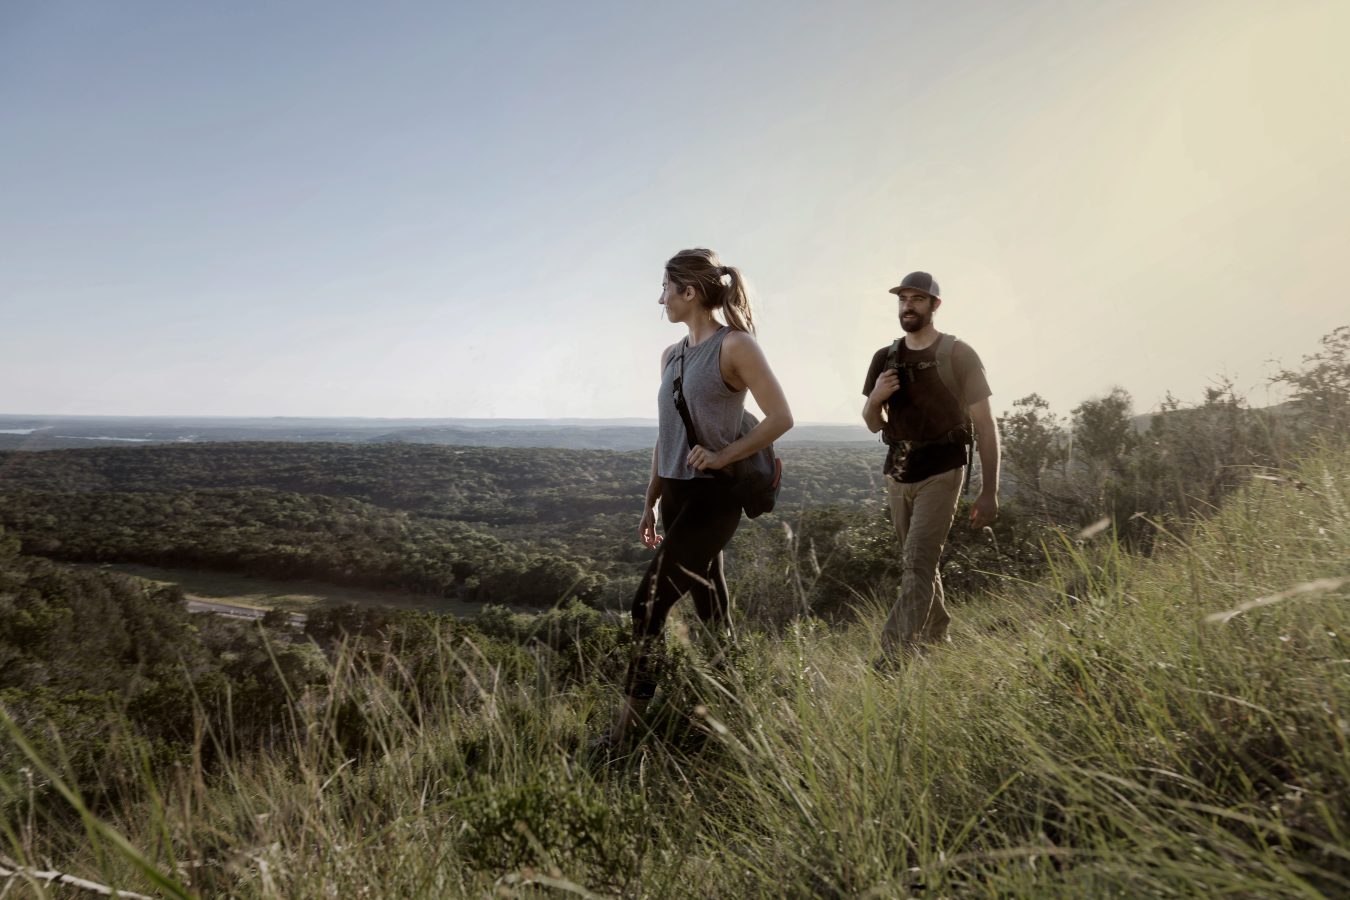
top-left (0, 413), bottom-right (872, 428)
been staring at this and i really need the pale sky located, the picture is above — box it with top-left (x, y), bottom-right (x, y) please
top-left (2, 1), bottom-right (1346, 423)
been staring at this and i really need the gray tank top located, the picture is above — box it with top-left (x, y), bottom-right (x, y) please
top-left (656, 326), bottom-right (747, 480)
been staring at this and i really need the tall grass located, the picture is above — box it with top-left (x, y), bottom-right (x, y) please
top-left (3, 449), bottom-right (1348, 897)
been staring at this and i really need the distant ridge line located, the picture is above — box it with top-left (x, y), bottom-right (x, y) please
top-left (0, 414), bottom-right (875, 452)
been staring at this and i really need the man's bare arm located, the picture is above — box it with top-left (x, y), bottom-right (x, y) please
top-left (863, 370), bottom-right (900, 433)
top-left (967, 397), bottom-right (1000, 528)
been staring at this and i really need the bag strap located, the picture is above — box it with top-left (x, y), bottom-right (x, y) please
top-left (672, 341), bottom-right (699, 450)
top-left (935, 333), bottom-right (964, 411)
top-left (934, 333), bottom-right (977, 496)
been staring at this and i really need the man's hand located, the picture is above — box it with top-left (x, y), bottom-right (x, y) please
top-left (687, 444), bottom-right (728, 472)
top-left (638, 505), bottom-right (662, 548)
top-left (869, 370), bottom-right (901, 406)
top-left (969, 491), bottom-right (998, 529)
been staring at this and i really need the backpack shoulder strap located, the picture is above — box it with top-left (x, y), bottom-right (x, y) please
top-left (885, 338), bottom-right (903, 371)
top-left (936, 334), bottom-right (977, 493)
top-left (935, 333), bottom-right (966, 413)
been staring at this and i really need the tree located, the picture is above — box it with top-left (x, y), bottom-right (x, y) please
top-left (1071, 387), bottom-right (1138, 476)
top-left (998, 393), bottom-right (1068, 493)
top-left (1273, 325), bottom-right (1350, 433)
top-left (1125, 380), bottom-right (1280, 536)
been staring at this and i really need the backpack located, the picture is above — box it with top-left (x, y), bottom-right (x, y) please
top-left (884, 332), bottom-right (976, 482)
top-left (672, 343), bottom-right (782, 518)
top-left (884, 333), bottom-right (967, 413)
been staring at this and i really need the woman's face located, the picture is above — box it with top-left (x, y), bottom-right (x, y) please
top-left (658, 274), bottom-right (694, 322)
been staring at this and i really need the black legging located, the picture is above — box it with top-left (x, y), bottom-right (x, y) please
top-left (624, 477), bottom-right (742, 700)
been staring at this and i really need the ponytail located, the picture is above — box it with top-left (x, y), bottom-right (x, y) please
top-left (720, 266), bottom-right (755, 335)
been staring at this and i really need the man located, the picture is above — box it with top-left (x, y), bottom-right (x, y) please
top-left (861, 270), bottom-right (1000, 663)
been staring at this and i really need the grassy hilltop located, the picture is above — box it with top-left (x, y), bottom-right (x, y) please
top-left (2, 446), bottom-right (1346, 898)
top-left (2, 327), bottom-right (1346, 896)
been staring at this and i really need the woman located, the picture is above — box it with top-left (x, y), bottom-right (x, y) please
top-left (604, 248), bottom-right (793, 747)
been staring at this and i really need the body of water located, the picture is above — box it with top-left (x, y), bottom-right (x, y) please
top-left (54, 435), bottom-right (156, 442)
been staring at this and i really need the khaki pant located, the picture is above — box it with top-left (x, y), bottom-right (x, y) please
top-left (880, 466), bottom-right (964, 656)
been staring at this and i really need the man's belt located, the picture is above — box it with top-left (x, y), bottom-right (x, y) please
top-left (884, 423), bottom-right (974, 452)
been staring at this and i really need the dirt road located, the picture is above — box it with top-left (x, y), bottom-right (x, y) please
top-left (185, 598), bottom-right (306, 627)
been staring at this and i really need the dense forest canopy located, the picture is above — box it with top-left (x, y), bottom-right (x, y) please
top-left (0, 442), bottom-right (895, 610)
top-left (3, 324), bottom-right (1345, 614)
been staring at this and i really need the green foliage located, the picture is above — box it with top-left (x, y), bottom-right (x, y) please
top-left (0, 525), bottom-right (18, 561)
top-left (729, 507), bottom-right (897, 629)
top-left (1125, 381), bottom-right (1283, 528)
top-left (0, 551), bottom-right (331, 815)
top-left (472, 601), bottom-right (628, 687)
top-left (1274, 324), bottom-right (1350, 433)
top-left (0, 443), bottom-right (889, 614)
top-left (0, 446), bottom-right (1347, 897)
top-left (454, 768), bottom-right (645, 880)
top-left (0, 555), bottom-right (190, 695)
top-left (730, 502), bottom-right (1056, 631)
top-left (4, 330), bottom-right (1349, 896)
top-left (1006, 328), bottom-right (1345, 550)
top-left (1071, 386), bottom-right (1138, 476)
top-left (0, 488), bottom-right (600, 608)
top-left (998, 392), bottom-right (1068, 494)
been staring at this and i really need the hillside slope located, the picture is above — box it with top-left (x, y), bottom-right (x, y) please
top-left (4, 449), bottom-right (1346, 897)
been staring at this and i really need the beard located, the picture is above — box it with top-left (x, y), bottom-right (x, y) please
top-left (900, 310), bottom-right (930, 332)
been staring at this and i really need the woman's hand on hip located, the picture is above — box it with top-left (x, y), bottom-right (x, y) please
top-left (686, 444), bottom-right (728, 472)
top-left (638, 506), bottom-right (663, 549)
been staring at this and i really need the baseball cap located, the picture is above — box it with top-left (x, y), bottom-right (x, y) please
top-left (888, 271), bottom-right (940, 299)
